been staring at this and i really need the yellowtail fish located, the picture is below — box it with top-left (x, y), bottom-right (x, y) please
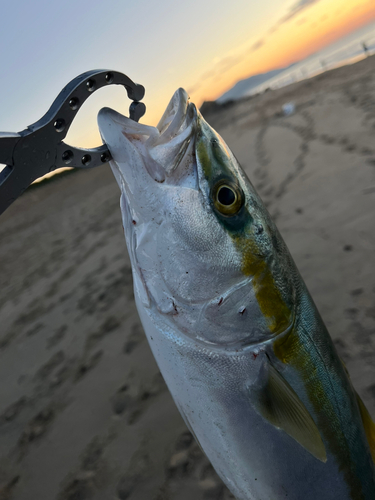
top-left (98, 89), bottom-right (375, 499)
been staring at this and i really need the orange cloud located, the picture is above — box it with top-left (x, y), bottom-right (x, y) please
top-left (194, 0), bottom-right (375, 104)
top-left (278, 0), bottom-right (322, 24)
top-left (135, 0), bottom-right (375, 128)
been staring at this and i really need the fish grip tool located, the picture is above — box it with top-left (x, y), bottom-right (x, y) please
top-left (0, 70), bottom-right (146, 216)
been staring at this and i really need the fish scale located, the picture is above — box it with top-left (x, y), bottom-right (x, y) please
top-left (98, 87), bottom-right (375, 499)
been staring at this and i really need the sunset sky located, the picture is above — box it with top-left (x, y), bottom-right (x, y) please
top-left (0, 0), bottom-right (375, 154)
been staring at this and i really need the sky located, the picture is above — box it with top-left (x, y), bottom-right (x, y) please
top-left (0, 0), bottom-right (374, 157)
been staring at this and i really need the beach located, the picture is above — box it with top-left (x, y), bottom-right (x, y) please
top-left (0, 54), bottom-right (375, 499)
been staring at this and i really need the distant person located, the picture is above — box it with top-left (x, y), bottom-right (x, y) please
top-left (362, 42), bottom-right (369, 56)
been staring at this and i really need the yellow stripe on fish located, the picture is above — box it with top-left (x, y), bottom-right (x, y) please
top-left (235, 236), bottom-right (292, 335)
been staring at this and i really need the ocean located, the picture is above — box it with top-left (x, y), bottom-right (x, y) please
top-left (245, 20), bottom-right (375, 97)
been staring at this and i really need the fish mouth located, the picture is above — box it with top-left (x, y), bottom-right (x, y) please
top-left (97, 88), bottom-right (197, 185)
top-left (157, 88), bottom-right (195, 140)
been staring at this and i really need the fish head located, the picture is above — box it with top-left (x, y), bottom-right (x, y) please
top-left (98, 89), bottom-right (295, 348)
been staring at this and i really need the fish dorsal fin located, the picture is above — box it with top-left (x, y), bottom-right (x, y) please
top-left (252, 362), bottom-right (327, 463)
top-left (355, 392), bottom-right (375, 464)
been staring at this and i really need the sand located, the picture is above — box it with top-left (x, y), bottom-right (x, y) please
top-left (0, 55), bottom-right (374, 500)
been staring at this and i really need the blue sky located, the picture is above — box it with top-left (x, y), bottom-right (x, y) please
top-left (0, 0), bottom-right (374, 155)
top-left (0, 0), bottom-right (304, 148)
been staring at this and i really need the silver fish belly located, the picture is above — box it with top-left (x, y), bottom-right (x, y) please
top-left (98, 88), bottom-right (375, 500)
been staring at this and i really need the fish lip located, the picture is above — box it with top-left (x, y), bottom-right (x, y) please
top-left (158, 100), bottom-right (198, 179)
top-left (98, 89), bottom-right (198, 184)
top-left (156, 88), bottom-right (192, 136)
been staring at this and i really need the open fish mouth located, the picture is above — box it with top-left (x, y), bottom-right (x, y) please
top-left (98, 88), bottom-right (197, 185)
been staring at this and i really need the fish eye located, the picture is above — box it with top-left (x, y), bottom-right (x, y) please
top-left (218, 186), bottom-right (236, 205)
top-left (212, 180), bottom-right (243, 216)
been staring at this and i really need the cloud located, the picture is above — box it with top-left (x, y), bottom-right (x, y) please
top-left (250, 39), bottom-right (265, 52)
top-left (200, 54), bottom-right (243, 81)
top-left (279, 0), bottom-right (321, 24)
top-left (186, 84), bottom-right (201, 96)
top-left (187, 54), bottom-right (243, 97)
top-left (268, 25), bottom-right (279, 35)
top-left (265, 0), bottom-right (320, 35)
top-left (217, 54), bottom-right (242, 72)
top-left (296, 17), bottom-right (307, 25)
top-left (294, 0), bottom-right (317, 7)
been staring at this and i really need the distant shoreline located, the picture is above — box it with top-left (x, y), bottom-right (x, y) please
top-left (214, 22), bottom-right (375, 105)
top-left (200, 52), bottom-right (375, 116)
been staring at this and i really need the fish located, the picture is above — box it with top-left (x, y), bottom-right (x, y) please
top-left (97, 88), bottom-right (375, 500)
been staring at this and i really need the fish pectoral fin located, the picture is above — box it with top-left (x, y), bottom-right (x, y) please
top-left (252, 362), bottom-right (327, 463)
top-left (355, 392), bottom-right (375, 464)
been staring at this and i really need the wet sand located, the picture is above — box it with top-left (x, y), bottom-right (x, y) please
top-left (0, 55), bottom-right (375, 499)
